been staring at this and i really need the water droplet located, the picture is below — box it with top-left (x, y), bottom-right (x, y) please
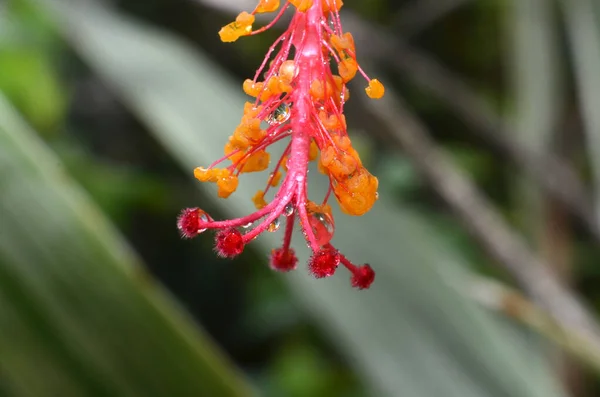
top-left (267, 103), bottom-right (291, 125)
top-left (197, 210), bottom-right (210, 233)
top-left (308, 212), bottom-right (335, 246)
top-left (284, 204), bottom-right (295, 216)
top-left (375, 192), bottom-right (379, 200)
top-left (267, 218), bottom-right (281, 232)
top-left (242, 222), bottom-right (253, 229)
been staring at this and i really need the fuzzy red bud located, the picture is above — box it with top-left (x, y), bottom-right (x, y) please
top-left (351, 264), bottom-right (375, 289)
top-left (270, 248), bottom-right (298, 272)
top-left (215, 228), bottom-right (245, 258)
top-left (177, 208), bottom-right (207, 238)
top-left (309, 248), bottom-right (340, 278)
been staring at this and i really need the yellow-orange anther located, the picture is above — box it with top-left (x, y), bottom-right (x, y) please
top-left (195, 167), bottom-right (239, 198)
top-left (240, 115), bottom-right (261, 132)
top-left (236, 11), bottom-right (255, 26)
top-left (333, 168), bottom-right (379, 216)
top-left (241, 150), bottom-right (270, 173)
top-left (279, 61), bottom-right (297, 84)
top-left (259, 87), bottom-right (274, 102)
top-left (338, 59), bottom-right (358, 83)
top-left (289, 0), bottom-right (313, 12)
top-left (332, 134), bottom-right (352, 150)
top-left (331, 32), bottom-right (355, 52)
top-left (218, 12), bottom-right (255, 42)
top-left (230, 129), bottom-right (250, 148)
top-left (243, 80), bottom-right (264, 97)
top-left (366, 79), bottom-right (385, 99)
top-left (278, 81), bottom-right (293, 94)
top-left (217, 174), bottom-right (239, 198)
top-left (256, 0), bottom-right (280, 13)
top-left (319, 111), bottom-right (346, 131)
top-left (309, 140), bottom-right (319, 161)
top-left (329, 75), bottom-right (349, 104)
top-left (224, 142), bottom-right (245, 163)
top-left (253, 190), bottom-right (268, 209)
top-left (194, 167), bottom-right (226, 183)
top-left (266, 77), bottom-right (283, 96)
top-left (243, 102), bottom-right (262, 117)
top-left (237, 114), bottom-right (264, 142)
top-left (246, 124), bottom-right (266, 143)
top-left (229, 103), bottom-right (266, 148)
top-left (231, 124), bottom-right (265, 148)
top-left (270, 171), bottom-right (282, 186)
top-left (321, 146), bottom-right (361, 180)
top-left (310, 79), bottom-right (335, 101)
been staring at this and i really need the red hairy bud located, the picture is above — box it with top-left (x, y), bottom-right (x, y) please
top-left (309, 248), bottom-right (340, 278)
top-left (177, 208), bottom-right (205, 238)
top-left (270, 248), bottom-right (298, 272)
top-left (215, 228), bottom-right (245, 258)
top-left (351, 264), bottom-right (375, 290)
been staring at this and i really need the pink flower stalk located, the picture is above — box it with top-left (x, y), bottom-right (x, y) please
top-left (178, 0), bottom-right (384, 290)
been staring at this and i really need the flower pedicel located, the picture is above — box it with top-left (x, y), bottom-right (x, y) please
top-left (178, 0), bottom-right (384, 290)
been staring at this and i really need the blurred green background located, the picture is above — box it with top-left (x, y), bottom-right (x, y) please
top-left (3, 0), bottom-right (600, 396)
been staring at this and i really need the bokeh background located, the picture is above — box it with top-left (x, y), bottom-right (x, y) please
top-left (3, 0), bottom-right (600, 396)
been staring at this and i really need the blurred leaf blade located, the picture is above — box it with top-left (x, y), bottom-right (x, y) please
top-left (34, 0), bottom-right (568, 396)
top-left (506, 0), bottom-right (559, 151)
top-left (562, 0), bottom-right (600, 224)
top-left (505, 0), bottom-right (560, 231)
top-left (0, 94), bottom-right (253, 396)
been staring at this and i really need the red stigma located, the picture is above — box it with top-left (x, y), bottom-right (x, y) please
top-left (309, 248), bottom-right (340, 278)
top-left (177, 208), bottom-right (201, 238)
top-left (350, 264), bottom-right (375, 290)
top-left (270, 247), bottom-right (298, 272)
top-left (215, 228), bottom-right (245, 258)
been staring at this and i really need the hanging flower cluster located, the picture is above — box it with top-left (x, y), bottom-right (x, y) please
top-left (178, 0), bottom-right (384, 289)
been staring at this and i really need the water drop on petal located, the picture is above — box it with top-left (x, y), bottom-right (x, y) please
top-left (197, 210), bottom-right (210, 233)
top-left (267, 217), bottom-right (281, 232)
top-left (267, 103), bottom-right (291, 125)
top-left (308, 212), bottom-right (335, 246)
top-left (178, 208), bottom-right (211, 238)
top-left (284, 203), bottom-right (295, 216)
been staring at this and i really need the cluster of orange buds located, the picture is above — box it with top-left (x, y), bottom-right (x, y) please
top-left (179, 0), bottom-right (385, 290)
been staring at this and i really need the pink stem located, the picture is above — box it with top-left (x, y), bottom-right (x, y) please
top-left (288, 1), bottom-right (325, 253)
top-left (263, 141), bottom-right (292, 195)
top-left (250, 2), bottom-right (290, 35)
top-left (201, 200), bottom-right (278, 229)
top-left (282, 213), bottom-right (295, 251)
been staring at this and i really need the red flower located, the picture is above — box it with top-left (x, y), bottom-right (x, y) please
top-left (179, 0), bottom-right (384, 289)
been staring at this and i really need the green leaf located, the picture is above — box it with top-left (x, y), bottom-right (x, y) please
top-left (0, 94), bottom-right (253, 396)
top-left (0, 48), bottom-right (67, 132)
top-left (505, 0), bottom-right (561, 235)
top-left (562, 0), bottom-right (600, 224)
top-left (35, 1), bottom-right (567, 396)
top-left (0, 1), bottom-right (67, 132)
